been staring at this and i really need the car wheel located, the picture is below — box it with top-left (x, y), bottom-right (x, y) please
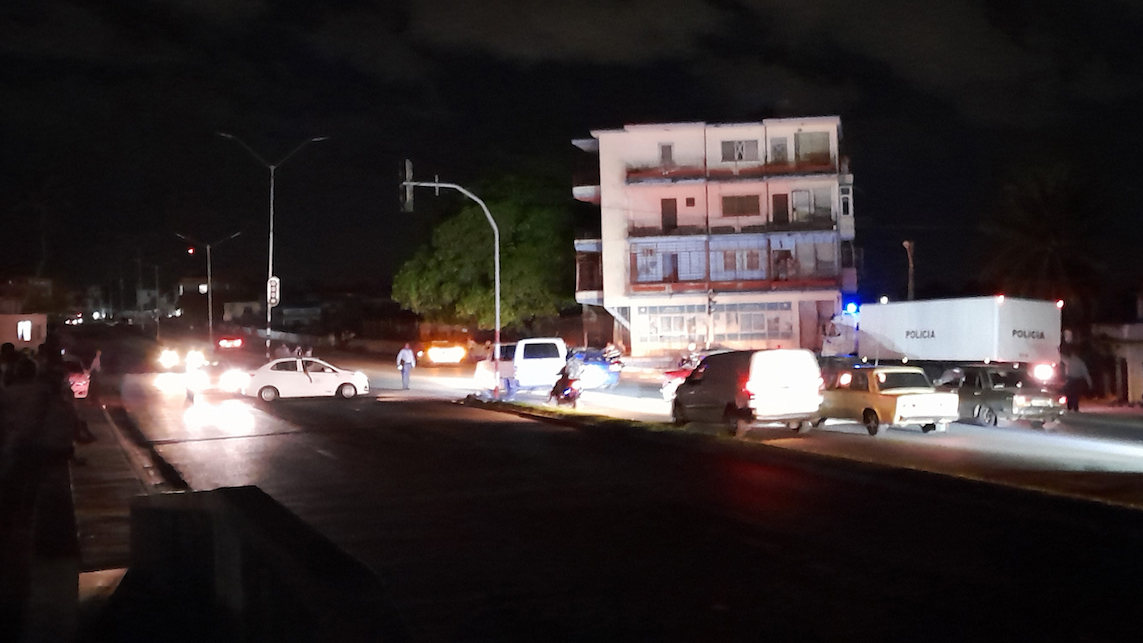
top-left (812, 417), bottom-right (827, 428)
top-left (863, 409), bottom-right (882, 436)
top-left (259, 386), bottom-right (279, 402)
top-left (922, 423), bottom-right (937, 433)
top-left (979, 406), bottom-right (997, 427)
top-left (672, 400), bottom-right (688, 426)
top-left (338, 383), bottom-right (357, 399)
top-left (792, 420), bottom-right (812, 434)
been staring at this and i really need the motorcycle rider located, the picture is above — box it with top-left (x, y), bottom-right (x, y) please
top-left (550, 352), bottom-right (584, 403)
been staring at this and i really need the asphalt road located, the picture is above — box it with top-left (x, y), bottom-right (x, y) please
top-left (120, 366), bottom-right (1143, 642)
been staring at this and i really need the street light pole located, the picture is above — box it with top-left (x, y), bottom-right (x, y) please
top-left (401, 180), bottom-right (502, 396)
top-left (177, 231), bottom-right (243, 349)
top-left (902, 240), bottom-right (915, 301)
top-left (218, 132), bottom-right (328, 357)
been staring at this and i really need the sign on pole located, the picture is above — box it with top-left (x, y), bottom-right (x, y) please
top-left (267, 276), bottom-right (281, 308)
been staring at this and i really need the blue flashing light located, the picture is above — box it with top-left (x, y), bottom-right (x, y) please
top-left (845, 302), bottom-right (858, 314)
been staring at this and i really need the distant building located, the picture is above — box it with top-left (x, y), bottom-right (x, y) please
top-left (572, 117), bottom-right (858, 357)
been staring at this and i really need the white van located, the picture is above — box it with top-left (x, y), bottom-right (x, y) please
top-left (671, 349), bottom-right (823, 435)
top-left (473, 337), bottom-right (568, 392)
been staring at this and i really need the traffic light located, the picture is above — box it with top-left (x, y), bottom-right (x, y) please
top-left (400, 159), bottom-right (414, 213)
top-left (267, 276), bottom-right (281, 308)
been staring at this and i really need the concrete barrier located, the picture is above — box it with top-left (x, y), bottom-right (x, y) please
top-left (94, 486), bottom-right (406, 642)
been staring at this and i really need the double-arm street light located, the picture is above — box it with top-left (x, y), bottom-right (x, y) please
top-left (401, 179), bottom-right (502, 396)
top-left (218, 132), bottom-right (328, 357)
top-left (176, 231), bottom-right (243, 348)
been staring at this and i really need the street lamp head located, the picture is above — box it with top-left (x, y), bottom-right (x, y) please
top-left (216, 131), bottom-right (235, 139)
top-left (311, 136), bottom-right (330, 142)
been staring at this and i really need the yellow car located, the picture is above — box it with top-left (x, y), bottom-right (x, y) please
top-left (819, 365), bottom-right (959, 436)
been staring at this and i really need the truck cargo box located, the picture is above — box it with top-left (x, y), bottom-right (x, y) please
top-left (856, 297), bottom-right (1060, 364)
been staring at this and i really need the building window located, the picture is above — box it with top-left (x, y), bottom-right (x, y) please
top-left (722, 195), bottom-right (761, 216)
top-left (660, 144), bottom-right (674, 166)
top-left (746, 250), bottom-right (761, 271)
top-left (770, 137), bottom-right (788, 164)
top-left (840, 186), bottom-right (852, 216)
top-left (794, 131), bottom-right (830, 164)
top-left (792, 190), bottom-right (811, 221)
top-left (721, 140), bottom-right (759, 162)
top-left (723, 251), bottom-right (735, 272)
top-left (685, 197), bottom-right (695, 207)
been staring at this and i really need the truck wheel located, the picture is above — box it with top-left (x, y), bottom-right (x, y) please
top-left (671, 400), bottom-right (688, 426)
top-left (863, 409), bottom-right (882, 436)
top-left (979, 407), bottom-right (997, 427)
top-left (921, 423), bottom-right (937, 433)
top-left (793, 420), bottom-right (812, 434)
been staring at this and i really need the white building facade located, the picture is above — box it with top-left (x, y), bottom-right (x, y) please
top-left (573, 117), bottom-right (858, 357)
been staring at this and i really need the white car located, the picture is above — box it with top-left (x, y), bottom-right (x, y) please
top-left (242, 357), bottom-right (369, 402)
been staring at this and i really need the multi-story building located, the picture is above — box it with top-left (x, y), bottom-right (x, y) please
top-left (573, 117), bottom-right (858, 357)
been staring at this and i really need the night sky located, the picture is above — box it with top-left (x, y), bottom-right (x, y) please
top-left (3, 0), bottom-right (1142, 304)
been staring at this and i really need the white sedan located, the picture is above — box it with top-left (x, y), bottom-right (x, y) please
top-left (241, 357), bottom-right (369, 402)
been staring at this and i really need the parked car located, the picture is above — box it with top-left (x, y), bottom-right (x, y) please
top-left (63, 356), bottom-right (89, 399)
top-left (241, 357), bottom-right (369, 402)
top-left (671, 349), bottom-right (823, 434)
top-left (567, 347), bottom-right (622, 390)
top-left (819, 365), bottom-right (958, 436)
top-left (934, 364), bottom-right (1065, 428)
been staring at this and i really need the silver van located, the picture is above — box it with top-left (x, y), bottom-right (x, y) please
top-left (671, 349), bottom-right (823, 435)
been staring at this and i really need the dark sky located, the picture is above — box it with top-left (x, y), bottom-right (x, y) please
top-left (3, 0), bottom-right (1143, 302)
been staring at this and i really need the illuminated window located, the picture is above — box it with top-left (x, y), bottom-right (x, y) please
top-left (198, 284), bottom-right (208, 294)
top-left (17, 320), bottom-right (32, 342)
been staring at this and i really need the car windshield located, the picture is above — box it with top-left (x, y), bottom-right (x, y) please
top-left (878, 371), bottom-right (932, 390)
top-left (989, 370), bottom-right (1037, 389)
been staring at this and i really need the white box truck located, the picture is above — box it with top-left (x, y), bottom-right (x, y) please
top-left (853, 296), bottom-right (1061, 364)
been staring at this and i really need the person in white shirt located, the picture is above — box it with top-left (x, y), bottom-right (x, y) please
top-left (396, 343), bottom-right (416, 390)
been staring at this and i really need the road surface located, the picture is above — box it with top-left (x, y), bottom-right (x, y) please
top-left (117, 365), bottom-right (1143, 641)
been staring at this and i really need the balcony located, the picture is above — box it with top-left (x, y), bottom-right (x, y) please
top-left (630, 215), bottom-right (836, 238)
top-left (626, 156), bottom-right (838, 184)
top-left (629, 276), bottom-right (841, 295)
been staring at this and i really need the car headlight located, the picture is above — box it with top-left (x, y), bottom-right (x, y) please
top-left (219, 369), bottom-right (251, 393)
top-left (159, 349), bottom-right (180, 369)
top-left (185, 350), bottom-right (206, 370)
top-left (427, 345), bottom-right (466, 363)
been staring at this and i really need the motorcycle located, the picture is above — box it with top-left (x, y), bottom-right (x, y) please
top-left (549, 375), bottom-right (583, 408)
top-left (661, 353), bottom-right (702, 401)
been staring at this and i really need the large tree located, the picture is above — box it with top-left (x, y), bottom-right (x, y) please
top-left (392, 176), bottom-right (574, 329)
top-left (980, 164), bottom-right (1104, 309)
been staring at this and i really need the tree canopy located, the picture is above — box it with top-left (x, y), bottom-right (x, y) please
top-left (980, 164), bottom-right (1104, 309)
top-left (392, 176), bottom-right (575, 329)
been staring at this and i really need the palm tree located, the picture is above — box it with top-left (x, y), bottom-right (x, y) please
top-left (980, 164), bottom-right (1104, 314)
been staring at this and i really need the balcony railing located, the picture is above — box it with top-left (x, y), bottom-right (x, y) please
top-left (630, 215), bottom-right (835, 238)
top-left (629, 276), bottom-right (841, 294)
top-left (626, 157), bottom-right (838, 183)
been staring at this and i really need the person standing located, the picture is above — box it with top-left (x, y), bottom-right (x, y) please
top-left (397, 343), bottom-right (416, 390)
top-left (1061, 349), bottom-right (1093, 412)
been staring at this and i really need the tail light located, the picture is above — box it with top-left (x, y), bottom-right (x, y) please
top-left (1058, 396), bottom-right (1067, 405)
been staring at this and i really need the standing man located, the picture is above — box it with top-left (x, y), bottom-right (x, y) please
top-left (1061, 348), bottom-right (1093, 412)
top-left (396, 343), bottom-right (416, 390)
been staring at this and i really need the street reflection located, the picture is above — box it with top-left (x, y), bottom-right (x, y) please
top-left (183, 398), bottom-right (256, 435)
top-left (155, 372), bottom-right (187, 395)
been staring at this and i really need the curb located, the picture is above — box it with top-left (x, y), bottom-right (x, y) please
top-left (101, 404), bottom-right (190, 492)
top-left (460, 395), bottom-right (1143, 513)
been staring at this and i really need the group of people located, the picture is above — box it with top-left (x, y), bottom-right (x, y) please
top-left (0, 337), bottom-right (95, 636)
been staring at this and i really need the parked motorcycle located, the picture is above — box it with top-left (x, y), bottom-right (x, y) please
top-left (661, 352), bottom-right (703, 401)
